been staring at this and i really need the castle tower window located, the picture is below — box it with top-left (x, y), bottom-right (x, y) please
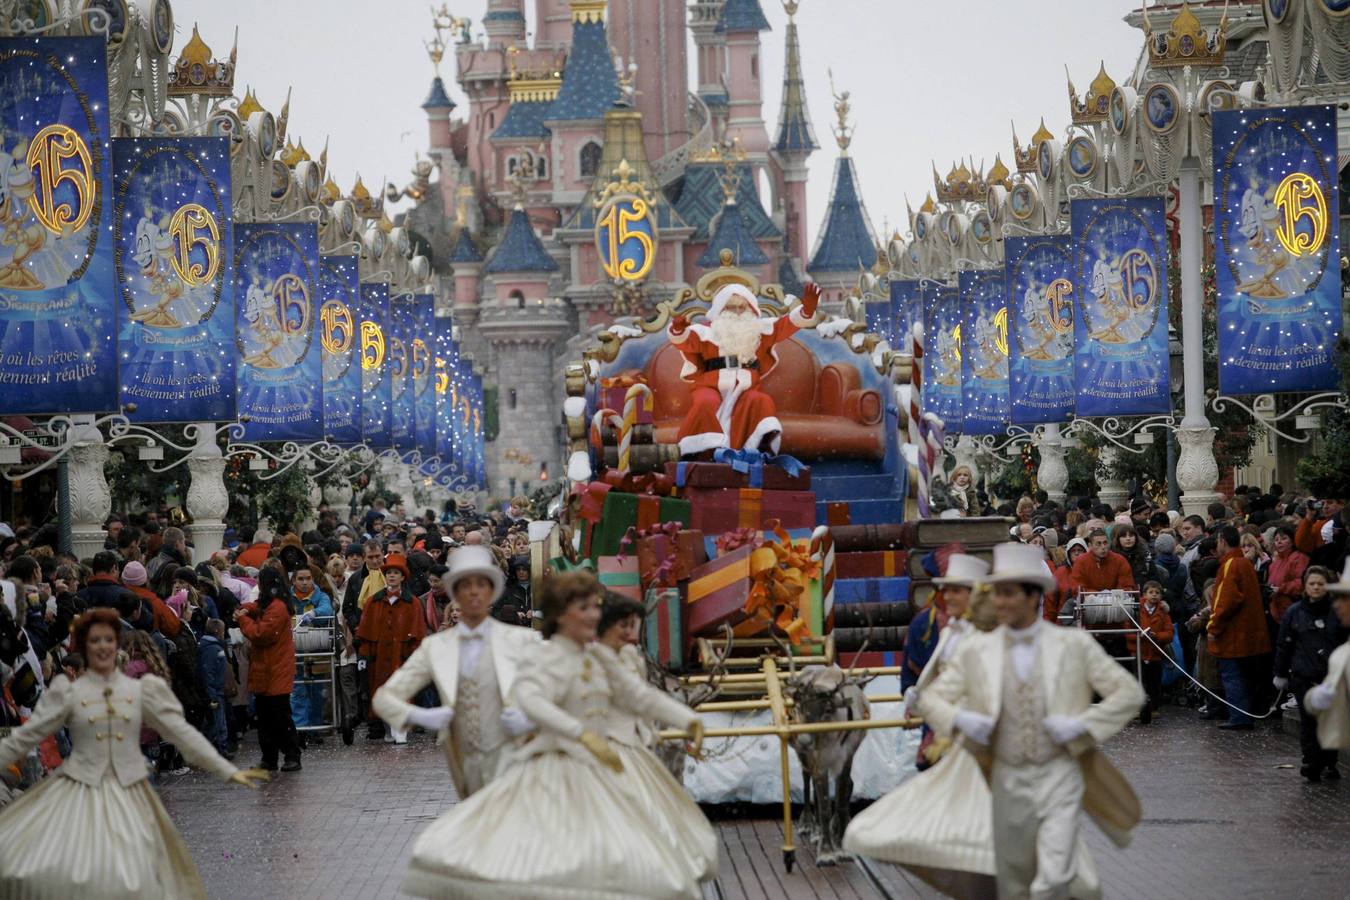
top-left (509, 388), bottom-right (518, 410)
top-left (535, 156), bottom-right (548, 179)
top-left (507, 157), bottom-right (519, 176)
top-left (579, 142), bottom-right (602, 178)
top-left (509, 289), bottom-right (526, 309)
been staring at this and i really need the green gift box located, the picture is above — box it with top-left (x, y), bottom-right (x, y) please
top-left (643, 586), bottom-right (686, 669)
top-left (581, 491), bottom-right (692, 560)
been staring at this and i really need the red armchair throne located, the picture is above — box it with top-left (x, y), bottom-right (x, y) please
top-left (635, 337), bottom-right (886, 460)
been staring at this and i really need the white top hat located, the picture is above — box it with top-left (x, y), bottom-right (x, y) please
top-left (985, 542), bottom-right (1057, 594)
top-left (932, 553), bottom-right (991, 588)
top-left (444, 544), bottom-right (505, 602)
top-left (1328, 559), bottom-right (1350, 595)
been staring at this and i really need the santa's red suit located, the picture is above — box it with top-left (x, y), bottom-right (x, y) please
top-left (668, 283), bottom-right (819, 456)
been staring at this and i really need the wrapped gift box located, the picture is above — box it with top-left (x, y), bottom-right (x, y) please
top-left (666, 459), bottom-right (811, 492)
top-left (637, 529), bottom-right (706, 588)
top-left (837, 550), bottom-right (909, 580)
top-left (597, 555), bottom-right (642, 601)
top-left (835, 576), bottom-right (911, 605)
top-left (643, 586), bottom-right (686, 669)
top-left (685, 487), bottom-right (817, 534)
top-left (686, 545), bottom-right (754, 637)
top-left (599, 380), bottom-right (653, 425)
top-left (844, 650), bottom-right (901, 670)
top-left (581, 489), bottom-right (692, 560)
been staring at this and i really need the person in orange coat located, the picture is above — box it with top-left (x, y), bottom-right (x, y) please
top-left (356, 553), bottom-right (428, 744)
top-left (1127, 580), bottom-right (1175, 722)
top-left (1069, 529), bottom-right (1136, 594)
top-left (234, 560), bottom-right (301, 771)
top-left (1048, 538), bottom-right (1089, 622)
top-left (1294, 498), bottom-right (1343, 555)
top-left (1207, 525), bottom-right (1273, 730)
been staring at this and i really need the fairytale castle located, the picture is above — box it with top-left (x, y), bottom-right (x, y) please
top-left (396, 0), bottom-right (880, 496)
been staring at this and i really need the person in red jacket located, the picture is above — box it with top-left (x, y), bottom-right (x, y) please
top-left (235, 560), bottom-right (301, 771)
top-left (1128, 580), bottom-right (1176, 722)
top-left (1267, 526), bottom-right (1309, 624)
top-left (1048, 538), bottom-right (1089, 622)
top-left (1207, 525), bottom-right (1273, 730)
top-left (356, 553), bottom-right (428, 744)
top-left (1069, 529), bottom-right (1137, 594)
top-left (119, 560), bottom-right (181, 638)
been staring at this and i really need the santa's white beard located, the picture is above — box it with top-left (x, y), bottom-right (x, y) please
top-left (709, 310), bottom-right (764, 360)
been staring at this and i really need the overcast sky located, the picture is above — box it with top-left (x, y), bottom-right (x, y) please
top-left (187, 0), bottom-right (1146, 249)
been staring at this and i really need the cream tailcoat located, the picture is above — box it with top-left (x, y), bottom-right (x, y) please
top-left (374, 620), bottom-right (540, 796)
top-left (920, 623), bottom-right (1145, 846)
top-left (1313, 642), bottom-right (1350, 750)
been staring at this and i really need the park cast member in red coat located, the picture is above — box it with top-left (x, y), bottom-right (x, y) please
top-left (667, 281), bottom-right (821, 457)
top-left (357, 553), bottom-right (428, 744)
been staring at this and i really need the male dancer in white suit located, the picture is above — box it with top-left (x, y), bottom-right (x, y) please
top-left (921, 542), bottom-right (1145, 900)
top-left (1306, 559), bottom-right (1350, 760)
top-left (374, 545), bottom-right (540, 797)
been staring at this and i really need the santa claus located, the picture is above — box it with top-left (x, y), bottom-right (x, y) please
top-left (668, 281), bottom-right (821, 457)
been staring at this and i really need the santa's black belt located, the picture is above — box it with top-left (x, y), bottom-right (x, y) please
top-left (705, 356), bottom-right (758, 371)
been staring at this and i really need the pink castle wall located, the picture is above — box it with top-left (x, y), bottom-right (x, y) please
top-left (607, 0), bottom-right (691, 162)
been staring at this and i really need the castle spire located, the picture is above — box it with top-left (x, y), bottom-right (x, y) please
top-left (773, 1), bottom-right (818, 155)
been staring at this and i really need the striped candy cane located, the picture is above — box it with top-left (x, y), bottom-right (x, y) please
top-left (591, 408), bottom-right (624, 461)
top-left (619, 384), bottom-right (653, 474)
top-left (908, 320), bottom-right (931, 517)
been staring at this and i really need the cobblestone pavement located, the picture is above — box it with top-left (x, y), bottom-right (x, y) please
top-left (161, 708), bottom-right (1348, 899)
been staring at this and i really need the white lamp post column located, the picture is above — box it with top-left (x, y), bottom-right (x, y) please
top-left (1175, 158), bottom-right (1221, 515)
top-left (67, 415), bottom-right (111, 561)
top-left (1096, 444), bottom-right (1131, 512)
top-left (186, 423), bottom-right (229, 560)
top-left (1036, 423), bottom-right (1069, 504)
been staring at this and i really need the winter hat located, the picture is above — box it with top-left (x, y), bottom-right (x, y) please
top-left (1036, 527), bottom-right (1059, 549)
top-left (1065, 537), bottom-right (1089, 557)
top-left (380, 553), bottom-right (412, 581)
top-left (121, 561), bottom-right (148, 586)
top-left (1114, 514), bottom-right (1132, 527)
top-left (171, 566), bottom-right (198, 588)
top-left (1154, 533), bottom-right (1177, 556)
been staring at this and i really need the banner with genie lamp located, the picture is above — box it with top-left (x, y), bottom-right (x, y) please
top-left (234, 223), bottom-right (322, 441)
top-left (1070, 197), bottom-right (1171, 416)
top-left (1213, 105), bottom-right (1342, 395)
top-left (889, 278), bottom-right (921, 351)
top-left (318, 255), bottom-right (361, 444)
top-left (412, 295), bottom-right (437, 458)
top-left (434, 319), bottom-right (455, 469)
top-left (114, 137), bottom-right (234, 422)
top-left (389, 294), bottom-right (415, 452)
top-left (921, 281), bottom-right (963, 428)
top-left (0, 37), bottom-right (116, 413)
top-left (358, 282), bottom-right (392, 449)
top-left (1005, 235), bottom-right (1075, 424)
top-left (959, 269), bottom-right (1011, 435)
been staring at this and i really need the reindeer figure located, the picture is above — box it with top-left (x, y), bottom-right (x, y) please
top-left (778, 630), bottom-right (873, 867)
top-left (647, 627), bottom-right (734, 782)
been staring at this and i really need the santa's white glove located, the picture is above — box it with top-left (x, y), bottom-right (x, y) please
top-left (500, 707), bottom-right (535, 737)
top-left (1305, 684), bottom-right (1336, 713)
top-left (1042, 714), bottom-right (1089, 746)
top-left (1272, 676), bottom-right (1289, 693)
top-left (406, 705), bottom-right (454, 731)
top-left (953, 710), bottom-right (995, 746)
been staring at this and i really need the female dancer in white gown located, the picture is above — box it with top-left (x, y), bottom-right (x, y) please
top-left (595, 593), bottom-right (718, 883)
top-left (402, 571), bottom-right (712, 900)
top-left (0, 609), bottom-right (268, 899)
top-left (843, 555), bottom-right (1100, 898)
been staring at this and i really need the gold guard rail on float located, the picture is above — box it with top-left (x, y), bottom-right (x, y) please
top-left (661, 646), bottom-right (921, 871)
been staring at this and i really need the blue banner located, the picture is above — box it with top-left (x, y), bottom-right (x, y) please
top-left (889, 279), bottom-right (920, 351)
top-left (1213, 105), bottom-right (1342, 394)
top-left (1005, 235), bottom-right (1076, 424)
top-left (865, 299), bottom-right (889, 343)
top-left (358, 282), bottom-right (392, 448)
top-left (318, 255), bottom-right (361, 444)
top-left (469, 372), bottom-right (486, 489)
top-left (412, 295), bottom-right (437, 458)
top-left (1070, 198), bottom-right (1171, 416)
top-left (114, 137), bottom-right (234, 423)
top-left (959, 270), bottom-right (1011, 435)
top-left (434, 320), bottom-right (454, 465)
top-left (921, 282), bottom-right (963, 427)
top-left (0, 37), bottom-right (116, 413)
top-left (389, 295), bottom-right (414, 451)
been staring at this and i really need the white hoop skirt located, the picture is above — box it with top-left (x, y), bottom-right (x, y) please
top-left (0, 772), bottom-right (206, 900)
top-left (613, 742), bottom-right (718, 883)
top-left (402, 750), bottom-right (704, 900)
top-left (843, 746), bottom-right (1100, 899)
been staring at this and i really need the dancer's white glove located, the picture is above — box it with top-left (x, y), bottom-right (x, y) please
top-left (499, 707), bottom-right (535, 737)
top-left (1306, 684), bottom-right (1335, 713)
top-left (407, 705), bottom-right (454, 731)
top-left (953, 710), bottom-right (995, 745)
top-left (1042, 714), bottom-right (1088, 746)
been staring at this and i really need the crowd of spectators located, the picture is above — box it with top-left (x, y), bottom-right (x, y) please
top-left (996, 485), bottom-right (1347, 781)
top-left (0, 494), bottom-right (539, 792)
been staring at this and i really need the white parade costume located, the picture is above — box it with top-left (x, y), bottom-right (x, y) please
top-left (0, 671), bottom-right (238, 899)
top-left (599, 642), bottom-right (718, 883)
top-left (920, 545), bottom-right (1144, 900)
top-left (1309, 561), bottom-right (1350, 749)
top-left (401, 635), bottom-right (710, 899)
